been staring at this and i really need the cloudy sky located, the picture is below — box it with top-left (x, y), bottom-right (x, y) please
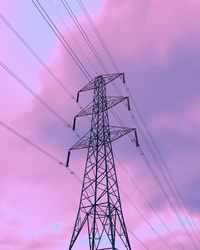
top-left (0, 0), bottom-right (200, 249)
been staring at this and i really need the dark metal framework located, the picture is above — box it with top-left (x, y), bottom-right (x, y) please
top-left (67, 73), bottom-right (138, 249)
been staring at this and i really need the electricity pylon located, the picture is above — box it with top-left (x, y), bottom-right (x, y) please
top-left (66, 73), bottom-right (139, 250)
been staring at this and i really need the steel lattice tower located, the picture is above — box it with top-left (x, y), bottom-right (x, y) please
top-left (67, 73), bottom-right (139, 250)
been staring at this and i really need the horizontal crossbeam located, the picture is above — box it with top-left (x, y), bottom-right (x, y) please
top-left (76, 73), bottom-right (125, 102)
top-left (76, 96), bottom-right (130, 118)
top-left (70, 126), bottom-right (135, 150)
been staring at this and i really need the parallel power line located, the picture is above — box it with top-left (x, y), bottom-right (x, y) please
top-left (112, 107), bottom-right (197, 249)
top-left (0, 11), bottom-right (87, 116)
top-left (1, 1), bottom-right (197, 248)
top-left (29, 1), bottom-right (196, 247)
top-left (125, 89), bottom-right (200, 241)
top-left (47, 0), bottom-right (98, 75)
top-left (126, 95), bottom-right (200, 246)
top-left (61, 0), bottom-right (109, 74)
top-left (31, 0), bottom-right (92, 81)
top-left (120, 188), bottom-right (171, 249)
top-left (0, 61), bottom-right (80, 138)
top-left (0, 12), bottom-right (75, 100)
top-left (115, 156), bottom-right (183, 249)
top-left (76, 0), bottom-right (120, 73)
top-left (0, 12), bottom-right (180, 247)
top-left (0, 120), bottom-right (81, 183)
top-left (75, 0), bottom-right (200, 247)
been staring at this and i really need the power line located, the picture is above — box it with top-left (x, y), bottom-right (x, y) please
top-left (61, 0), bottom-right (109, 74)
top-left (76, 0), bottom-right (120, 73)
top-left (120, 188), bottom-right (171, 249)
top-left (137, 145), bottom-right (198, 249)
top-left (110, 109), bottom-right (192, 248)
top-left (119, 90), bottom-right (200, 246)
top-left (113, 101), bottom-right (198, 248)
top-left (61, 0), bottom-right (124, 108)
top-left (47, 0), bottom-right (99, 75)
top-left (109, 74), bottom-right (200, 247)
top-left (31, 0), bottom-right (92, 81)
top-left (0, 60), bottom-right (80, 138)
top-left (0, 12), bottom-right (86, 112)
top-left (31, 0), bottom-right (125, 131)
top-left (0, 120), bottom-right (82, 183)
top-left (115, 156), bottom-right (184, 249)
top-left (125, 87), bottom-right (200, 244)
top-left (0, 12), bottom-right (74, 99)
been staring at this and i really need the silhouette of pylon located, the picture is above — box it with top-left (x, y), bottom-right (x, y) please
top-left (67, 73), bottom-right (139, 249)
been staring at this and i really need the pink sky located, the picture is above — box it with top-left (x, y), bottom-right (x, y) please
top-left (1, 0), bottom-right (200, 249)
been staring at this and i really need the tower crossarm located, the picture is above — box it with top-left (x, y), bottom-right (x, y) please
top-left (66, 126), bottom-right (137, 167)
top-left (76, 73), bottom-right (125, 102)
top-left (68, 126), bottom-right (136, 151)
top-left (109, 126), bottom-right (135, 143)
top-left (73, 96), bottom-right (130, 127)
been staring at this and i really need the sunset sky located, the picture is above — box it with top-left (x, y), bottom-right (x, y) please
top-left (0, 0), bottom-right (200, 249)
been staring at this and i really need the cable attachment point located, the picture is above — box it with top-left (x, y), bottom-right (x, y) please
top-left (122, 73), bottom-right (125, 84)
top-left (127, 97), bottom-right (131, 111)
top-left (134, 129), bottom-right (139, 147)
top-left (76, 91), bottom-right (80, 103)
top-left (66, 150), bottom-right (71, 167)
top-left (73, 117), bottom-right (77, 130)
